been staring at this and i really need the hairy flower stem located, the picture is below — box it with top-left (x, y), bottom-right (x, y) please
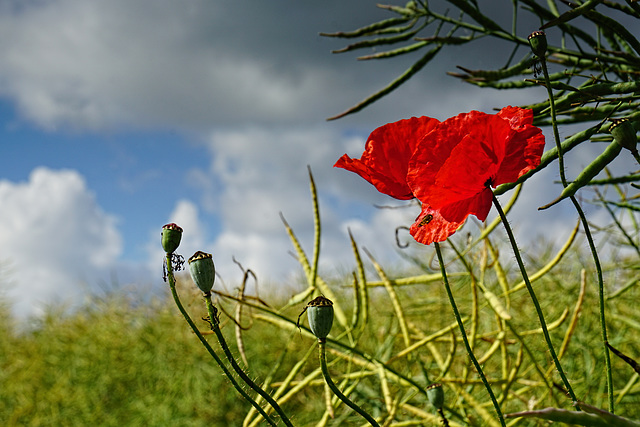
top-left (434, 242), bottom-right (506, 427)
top-left (540, 56), bottom-right (613, 411)
top-left (203, 296), bottom-right (294, 427)
top-left (164, 254), bottom-right (279, 427)
top-left (438, 408), bottom-right (450, 427)
top-left (317, 339), bottom-right (380, 426)
top-left (539, 57), bottom-right (567, 186)
top-left (491, 194), bottom-right (577, 403)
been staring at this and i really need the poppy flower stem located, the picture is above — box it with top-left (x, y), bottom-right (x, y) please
top-left (538, 52), bottom-right (614, 413)
top-left (163, 254), bottom-right (280, 427)
top-left (318, 339), bottom-right (381, 427)
top-left (203, 295), bottom-right (295, 427)
top-left (538, 56), bottom-right (568, 187)
top-left (433, 242), bottom-right (506, 427)
top-left (490, 193), bottom-right (578, 404)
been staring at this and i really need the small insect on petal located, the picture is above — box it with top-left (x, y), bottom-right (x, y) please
top-left (418, 214), bottom-right (433, 227)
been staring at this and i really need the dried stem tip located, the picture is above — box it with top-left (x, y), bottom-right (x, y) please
top-left (528, 31), bottom-right (547, 58)
top-left (188, 251), bottom-right (216, 293)
top-left (610, 118), bottom-right (638, 152)
top-left (426, 383), bottom-right (445, 409)
top-left (161, 223), bottom-right (183, 254)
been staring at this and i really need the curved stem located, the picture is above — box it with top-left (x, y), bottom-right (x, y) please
top-left (204, 296), bottom-right (294, 427)
top-left (438, 408), bottom-right (450, 427)
top-left (434, 242), bottom-right (506, 427)
top-left (540, 56), bottom-right (613, 411)
top-left (569, 196), bottom-right (612, 409)
top-left (541, 57), bottom-right (568, 187)
top-left (164, 254), bottom-right (278, 427)
top-left (318, 339), bottom-right (380, 426)
top-left (490, 194), bottom-right (578, 403)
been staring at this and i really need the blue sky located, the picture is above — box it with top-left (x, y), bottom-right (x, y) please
top-left (1, 0), bottom-right (635, 320)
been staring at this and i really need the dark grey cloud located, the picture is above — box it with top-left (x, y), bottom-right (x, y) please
top-left (0, 0), bottom-right (549, 131)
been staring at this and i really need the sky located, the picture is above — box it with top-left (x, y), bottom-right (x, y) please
top-left (0, 0), bottom-right (636, 321)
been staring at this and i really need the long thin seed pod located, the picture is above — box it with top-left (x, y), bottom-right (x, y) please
top-left (163, 254), bottom-right (278, 427)
top-left (327, 45), bottom-right (442, 120)
top-left (203, 295), bottom-right (294, 427)
top-left (319, 16), bottom-right (412, 39)
top-left (539, 139), bottom-right (622, 209)
top-left (434, 242), bottom-right (506, 427)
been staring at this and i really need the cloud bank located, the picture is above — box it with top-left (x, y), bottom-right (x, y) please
top-left (0, 168), bottom-right (122, 318)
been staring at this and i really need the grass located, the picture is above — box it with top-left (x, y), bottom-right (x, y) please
top-left (2, 233), bottom-right (639, 426)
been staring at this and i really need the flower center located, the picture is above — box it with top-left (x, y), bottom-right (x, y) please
top-left (484, 177), bottom-right (494, 188)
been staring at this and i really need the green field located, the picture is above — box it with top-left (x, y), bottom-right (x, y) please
top-left (2, 227), bottom-right (639, 426)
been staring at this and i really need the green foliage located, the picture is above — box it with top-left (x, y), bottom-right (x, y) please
top-left (323, 0), bottom-right (640, 125)
top-left (2, 236), bottom-right (639, 426)
top-left (0, 291), bottom-right (257, 426)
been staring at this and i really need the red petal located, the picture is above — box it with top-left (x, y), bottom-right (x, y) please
top-left (497, 105), bottom-right (533, 129)
top-left (408, 111), bottom-right (511, 209)
top-left (493, 106), bottom-right (545, 184)
top-left (407, 108), bottom-right (544, 223)
top-left (439, 188), bottom-right (493, 223)
top-left (409, 204), bottom-right (467, 245)
top-left (334, 116), bottom-right (439, 200)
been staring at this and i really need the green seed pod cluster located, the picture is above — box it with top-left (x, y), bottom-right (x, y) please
top-left (540, 138), bottom-right (623, 209)
top-left (426, 383), bottom-right (445, 410)
top-left (306, 295), bottom-right (334, 341)
top-left (188, 251), bottom-right (216, 293)
top-left (528, 31), bottom-right (547, 58)
top-left (610, 118), bottom-right (638, 153)
top-left (161, 223), bottom-right (183, 254)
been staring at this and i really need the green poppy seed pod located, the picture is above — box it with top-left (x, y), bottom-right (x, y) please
top-left (528, 31), bottom-right (547, 58)
top-left (426, 383), bottom-right (445, 410)
top-left (306, 296), bottom-right (334, 340)
top-left (610, 118), bottom-right (638, 152)
top-left (161, 223), bottom-right (183, 254)
top-left (188, 251), bottom-right (215, 293)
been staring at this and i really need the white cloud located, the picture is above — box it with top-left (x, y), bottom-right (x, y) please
top-left (0, 168), bottom-right (122, 318)
top-left (146, 126), bottom-right (433, 294)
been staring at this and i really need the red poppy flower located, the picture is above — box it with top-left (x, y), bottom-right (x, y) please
top-left (407, 106), bottom-right (544, 244)
top-left (334, 116), bottom-right (440, 200)
top-left (334, 106), bottom-right (544, 246)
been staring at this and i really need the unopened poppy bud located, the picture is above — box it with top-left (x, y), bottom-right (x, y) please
top-left (610, 118), bottom-right (638, 152)
top-left (161, 223), bottom-right (183, 254)
top-left (528, 31), bottom-right (547, 58)
top-left (306, 296), bottom-right (334, 340)
top-left (426, 383), bottom-right (445, 410)
top-left (188, 251), bottom-right (215, 293)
